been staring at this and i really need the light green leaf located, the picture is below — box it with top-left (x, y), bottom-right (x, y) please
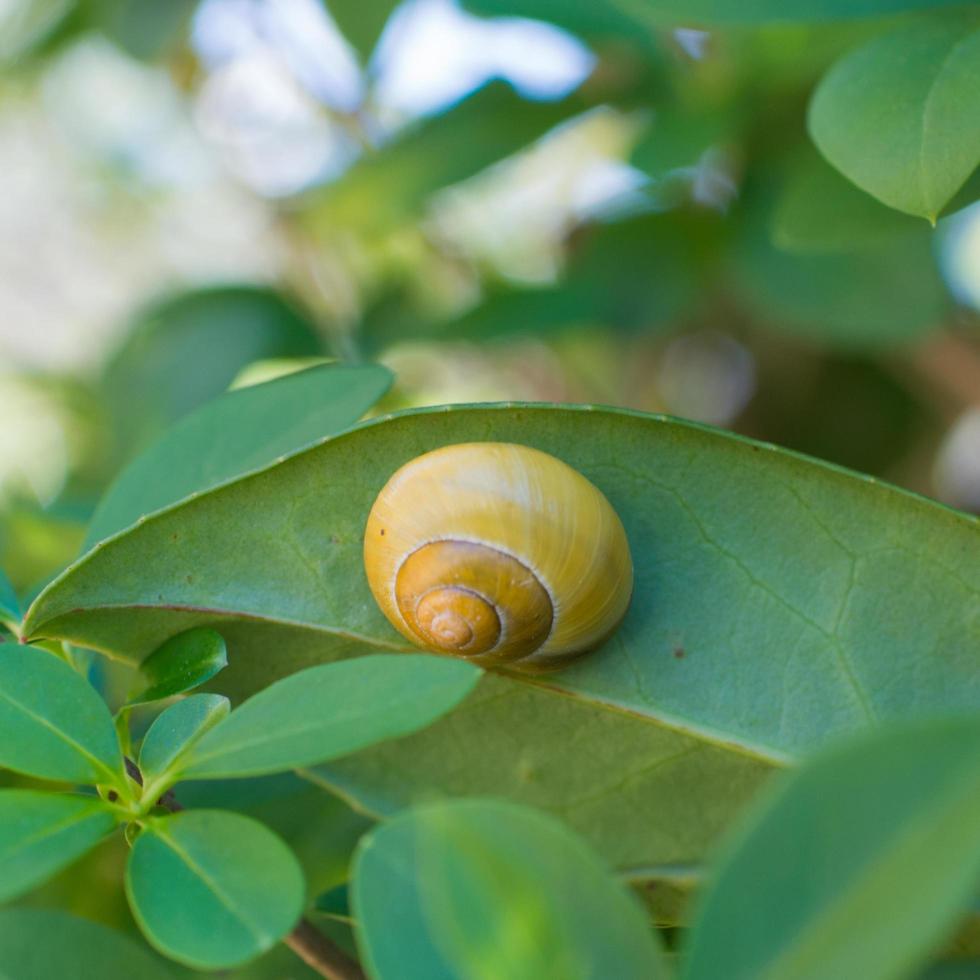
top-left (809, 19), bottom-right (980, 220)
top-left (0, 567), bottom-right (19, 629)
top-left (0, 790), bottom-right (116, 901)
top-left (683, 716), bottom-right (980, 980)
top-left (129, 629), bottom-right (228, 706)
top-left (87, 363), bottom-right (392, 548)
top-left (0, 908), bottom-right (176, 980)
top-left (139, 694), bottom-right (230, 785)
top-left (179, 655), bottom-right (480, 779)
top-left (22, 405), bottom-right (979, 868)
top-left (125, 810), bottom-right (304, 970)
top-left (0, 644), bottom-right (124, 786)
top-left (353, 799), bottom-right (669, 980)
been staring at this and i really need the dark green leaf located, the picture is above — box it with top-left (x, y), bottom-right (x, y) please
top-left (0, 790), bottom-right (115, 901)
top-left (126, 810), bottom-right (304, 969)
top-left (0, 908), bottom-right (176, 980)
top-left (103, 286), bottom-right (323, 460)
top-left (353, 799), bottom-right (669, 980)
top-left (22, 405), bottom-right (979, 868)
top-left (179, 655), bottom-right (480, 779)
top-left (324, 0), bottom-right (398, 61)
top-left (0, 567), bottom-right (19, 629)
top-left (315, 883), bottom-right (352, 922)
top-left (129, 629), bottom-right (228, 706)
top-left (467, 0), bottom-right (971, 28)
top-left (683, 716), bottom-right (980, 980)
top-left (0, 644), bottom-right (124, 786)
top-left (138, 694), bottom-right (230, 785)
top-left (809, 19), bottom-right (980, 220)
top-left (87, 363), bottom-right (391, 548)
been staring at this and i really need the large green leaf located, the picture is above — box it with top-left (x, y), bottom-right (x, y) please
top-left (179, 655), bottom-right (479, 780)
top-left (102, 286), bottom-right (324, 460)
top-left (0, 644), bottom-right (124, 786)
top-left (125, 810), bottom-right (304, 969)
top-left (0, 567), bottom-right (19, 629)
top-left (682, 716), bottom-right (980, 980)
top-left (465, 0), bottom-right (969, 30)
top-left (87, 363), bottom-right (391, 548)
top-left (22, 405), bottom-right (980, 866)
top-left (0, 790), bottom-right (116, 901)
top-left (353, 799), bottom-right (670, 980)
top-left (809, 18), bottom-right (980, 221)
top-left (0, 908), bottom-right (176, 980)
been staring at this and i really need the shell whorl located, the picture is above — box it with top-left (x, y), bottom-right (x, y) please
top-left (363, 442), bottom-right (633, 671)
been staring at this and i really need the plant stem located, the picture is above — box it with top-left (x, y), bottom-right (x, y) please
top-left (126, 758), bottom-right (364, 980)
top-left (285, 920), bottom-right (366, 980)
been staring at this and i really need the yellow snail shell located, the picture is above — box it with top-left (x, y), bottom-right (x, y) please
top-left (363, 442), bottom-right (633, 672)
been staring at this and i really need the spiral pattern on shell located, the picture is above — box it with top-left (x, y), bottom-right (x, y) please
top-left (363, 442), bottom-right (633, 672)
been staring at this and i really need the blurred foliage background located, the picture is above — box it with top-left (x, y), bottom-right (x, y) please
top-left (2, 0), bottom-right (980, 609)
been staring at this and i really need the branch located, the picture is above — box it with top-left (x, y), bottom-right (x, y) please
top-left (125, 758), bottom-right (365, 980)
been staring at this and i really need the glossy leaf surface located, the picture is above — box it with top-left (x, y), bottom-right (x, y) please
top-left (129, 629), bottom-right (228, 706)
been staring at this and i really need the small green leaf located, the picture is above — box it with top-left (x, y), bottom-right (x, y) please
top-left (125, 810), bottom-right (304, 970)
top-left (0, 567), bottom-right (20, 629)
top-left (129, 629), bottom-right (228, 706)
top-left (809, 19), bottom-right (980, 220)
top-left (179, 655), bottom-right (479, 780)
top-left (0, 790), bottom-right (116, 902)
top-left (0, 645), bottom-right (124, 786)
top-left (139, 694), bottom-right (230, 785)
top-left (87, 363), bottom-right (392, 548)
top-left (0, 908), bottom-right (176, 980)
top-left (353, 799), bottom-right (670, 980)
top-left (682, 716), bottom-right (980, 980)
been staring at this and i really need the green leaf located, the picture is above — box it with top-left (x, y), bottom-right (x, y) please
top-left (0, 790), bottom-right (115, 901)
top-left (179, 655), bottom-right (480, 779)
top-left (103, 286), bottom-right (323, 460)
top-left (0, 567), bottom-right (19, 629)
top-left (0, 644), bottom-right (124, 786)
top-left (772, 151), bottom-right (924, 253)
top-left (87, 363), bottom-right (391, 548)
top-left (682, 716), bottom-right (980, 980)
top-left (353, 799), bottom-right (670, 980)
top-left (324, 0), bottom-right (399, 61)
top-left (310, 83), bottom-right (581, 235)
top-left (735, 193), bottom-right (949, 346)
top-left (22, 405), bottom-right (980, 868)
top-left (129, 629), bottom-right (228, 706)
top-left (0, 908), bottom-right (176, 980)
top-left (809, 19), bottom-right (980, 221)
top-left (125, 810), bottom-right (304, 970)
top-left (139, 694), bottom-right (230, 785)
top-left (465, 0), bottom-right (969, 29)
top-left (84, 0), bottom-right (196, 60)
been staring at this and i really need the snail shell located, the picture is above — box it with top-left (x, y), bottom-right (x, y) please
top-left (363, 442), bottom-right (633, 672)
